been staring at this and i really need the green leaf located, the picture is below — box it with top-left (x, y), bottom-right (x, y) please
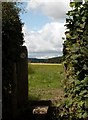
top-left (83, 112), bottom-right (88, 119)
top-left (83, 64), bottom-right (88, 70)
top-left (79, 90), bottom-right (87, 96)
top-left (80, 24), bottom-right (85, 29)
top-left (75, 80), bottom-right (81, 85)
top-left (82, 16), bottom-right (86, 22)
top-left (78, 112), bottom-right (83, 119)
top-left (73, 86), bottom-right (81, 94)
top-left (77, 28), bottom-right (83, 32)
top-left (66, 33), bottom-right (72, 38)
top-left (79, 101), bottom-right (84, 107)
top-left (84, 94), bottom-right (88, 97)
top-left (70, 2), bottom-right (75, 8)
top-left (81, 77), bottom-right (88, 84)
top-left (71, 36), bottom-right (77, 40)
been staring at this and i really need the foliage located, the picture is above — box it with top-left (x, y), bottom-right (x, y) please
top-left (2, 2), bottom-right (24, 61)
top-left (2, 2), bottom-right (24, 118)
top-left (63, 1), bottom-right (88, 119)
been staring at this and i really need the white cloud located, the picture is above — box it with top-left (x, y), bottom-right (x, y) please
top-left (22, 0), bottom-right (71, 58)
top-left (27, 0), bottom-right (71, 20)
top-left (23, 22), bottom-right (65, 58)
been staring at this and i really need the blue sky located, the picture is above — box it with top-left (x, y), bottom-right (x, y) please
top-left (20, 4), bottom-right (51, 31)
top-left (20, 0), bottom-right (71, 59)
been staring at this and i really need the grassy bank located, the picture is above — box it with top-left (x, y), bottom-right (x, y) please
top-left (28, 63), bottom-right (65, 103)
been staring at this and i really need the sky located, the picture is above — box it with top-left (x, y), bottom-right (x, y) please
top-left (20, 0), bottom-right (71, 59)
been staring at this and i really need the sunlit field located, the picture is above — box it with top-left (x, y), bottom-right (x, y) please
top-left (28, 63), bottom-right (65, 103)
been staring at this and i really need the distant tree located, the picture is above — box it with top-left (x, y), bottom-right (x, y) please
top-left (2, 2), bottom-right (24, 118)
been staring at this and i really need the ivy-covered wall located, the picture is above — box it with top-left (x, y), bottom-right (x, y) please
top-left (63, 1), bottom-right (88, 119)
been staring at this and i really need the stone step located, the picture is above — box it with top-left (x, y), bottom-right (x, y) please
top-left (15, 100), bottom-right (53, 120)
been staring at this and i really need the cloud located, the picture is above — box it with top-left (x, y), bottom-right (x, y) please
top-left (23, 22), bottom-right (65, 58)
top-left (22, 1), bottom-right (70, 58)
top-left (27, 0), bottom-right (70, 20)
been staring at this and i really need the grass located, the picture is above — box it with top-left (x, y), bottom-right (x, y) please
top-left (28, 63), bottom-right (65, 103)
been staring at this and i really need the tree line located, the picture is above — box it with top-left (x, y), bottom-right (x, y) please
top-left (28, 56), bottom-right (63, 63)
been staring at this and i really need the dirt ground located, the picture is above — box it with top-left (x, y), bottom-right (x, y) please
top-left (29, 88), bottom-right (64, 106)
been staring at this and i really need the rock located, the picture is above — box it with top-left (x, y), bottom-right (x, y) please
top-left (33, 106), bottom-right (48, 114)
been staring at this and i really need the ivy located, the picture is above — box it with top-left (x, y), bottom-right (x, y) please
top-left (63, 1), bottom-right (88, 119)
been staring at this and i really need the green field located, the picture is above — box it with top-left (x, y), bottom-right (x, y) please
top-left (28, 63), bottom-right (65, 103)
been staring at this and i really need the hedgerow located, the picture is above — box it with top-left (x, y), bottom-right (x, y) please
top-left (63, 1), bottom-right (88, 119)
